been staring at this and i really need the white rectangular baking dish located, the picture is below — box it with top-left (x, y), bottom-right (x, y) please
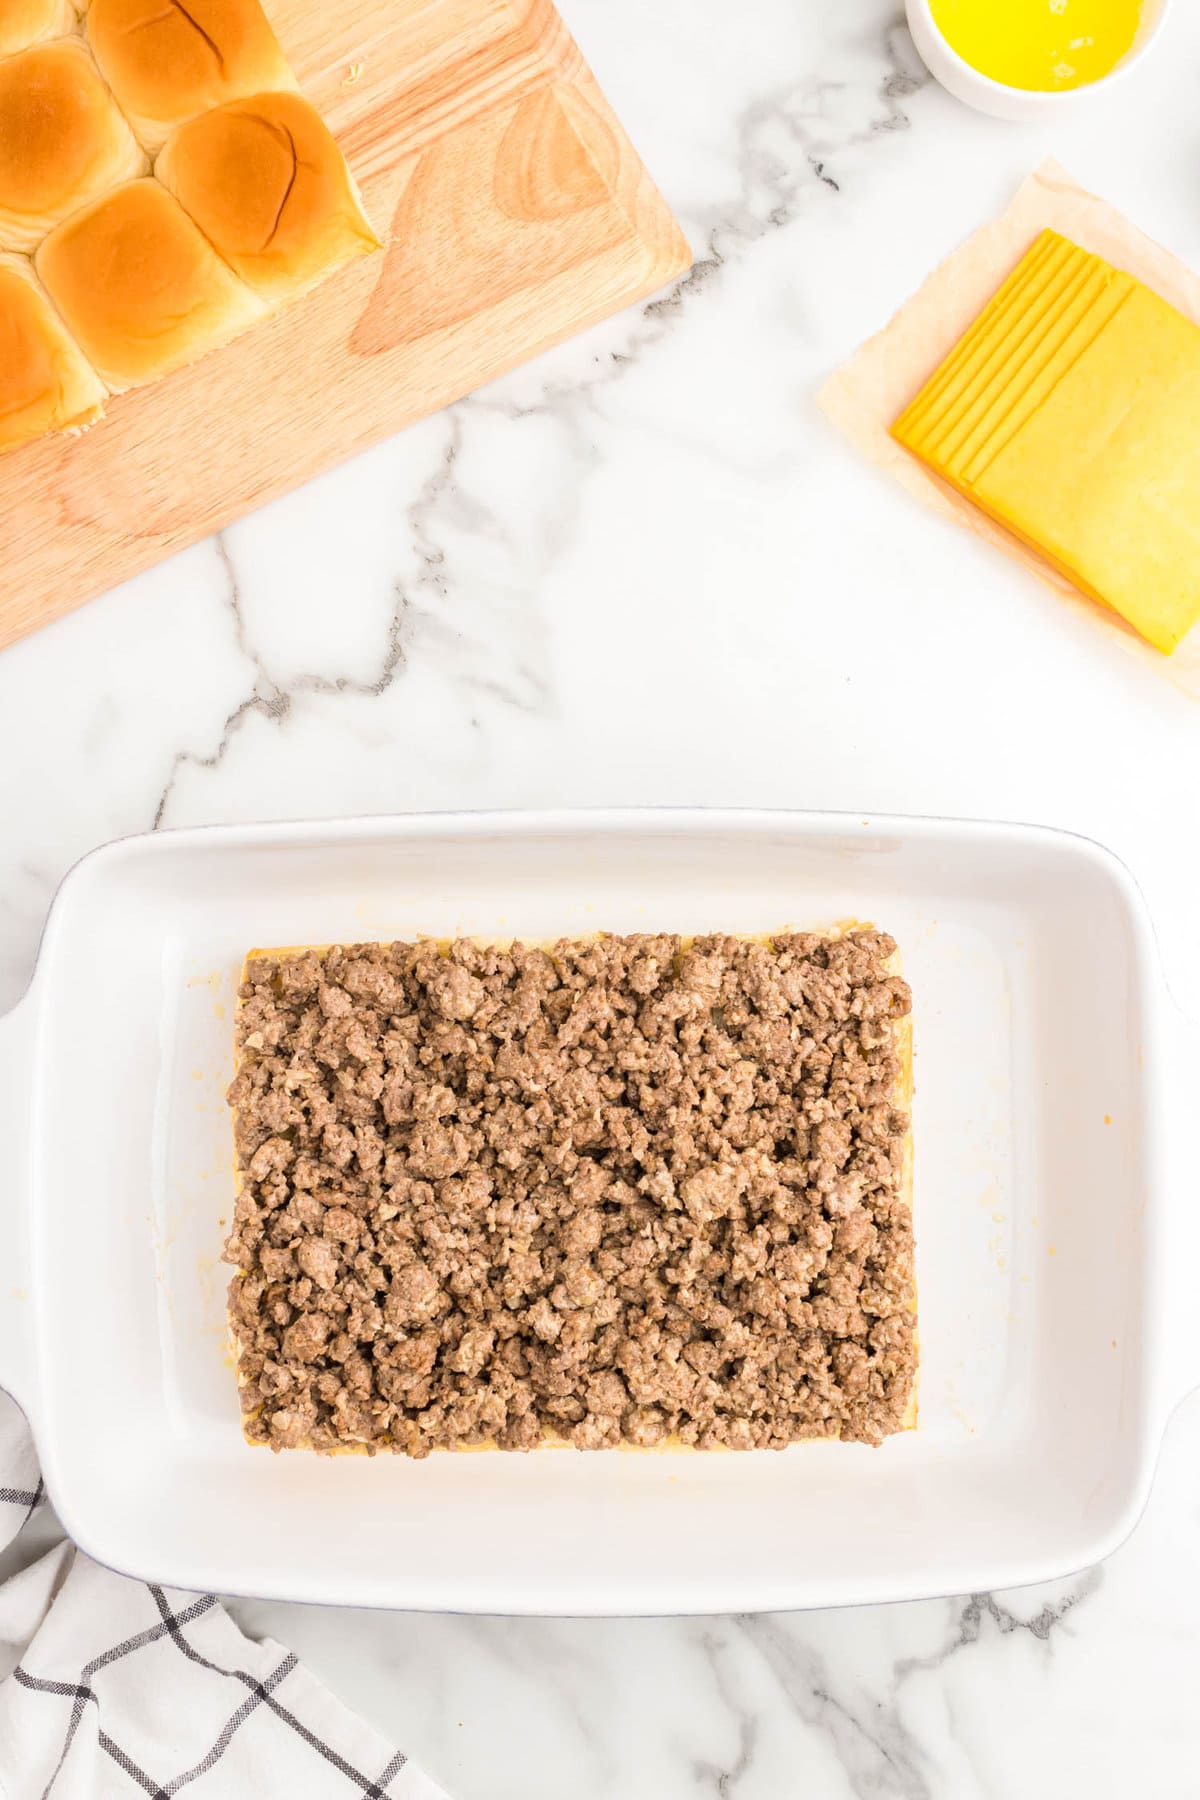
top-left (1, 809), bottom-right (1196, 1614)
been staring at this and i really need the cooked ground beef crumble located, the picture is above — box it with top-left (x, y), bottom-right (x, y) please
top-left (225, 931), bottom-right (915, 1455)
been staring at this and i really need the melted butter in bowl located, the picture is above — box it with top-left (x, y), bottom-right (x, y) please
top-left (929, 0), bottom-right (1144, 91)
top-left (906, 0), bottom-right (1169, 117)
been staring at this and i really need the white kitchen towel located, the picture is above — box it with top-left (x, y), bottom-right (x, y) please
top-left (0, 1393), bottom-right (449, 1800)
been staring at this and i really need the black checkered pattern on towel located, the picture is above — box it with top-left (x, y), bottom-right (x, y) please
top-left (0, 1393), bottom-right (446, 1800)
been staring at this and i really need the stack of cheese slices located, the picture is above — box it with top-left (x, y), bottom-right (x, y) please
top-left (0, 0), bottom-right (379, 455)
top-left (891, 229), bottom-right (1200, 655)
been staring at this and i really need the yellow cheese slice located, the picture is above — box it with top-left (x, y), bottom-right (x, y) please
top-left (946, 268), bottom-right (1129, 483)
top-left (890, 233), bottom-right (1200, 654)
top-left (901, 238), bottom-right (1108, 468)
top-left (895, 231), bottom-right (1067, 438)
top-left (897, 235), bottom-right (1067, 446)
top-left (972, 285), bottom-right (1200, 653)
top-left (926, 260), bottom-right (1111, 472)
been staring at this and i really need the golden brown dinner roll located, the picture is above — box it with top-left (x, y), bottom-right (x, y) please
top-left (36, 178), bottom-right (264, 390)
top-left (0, 0), bottom-right (76, 57)
top-left (0, 39), bottom-right (147, 254)
top-left (86, 0), bottom-right (294, 153)
top-left (157, 91), bottom-right (378, 304)
top-left (0, 251), bottom-right (105, 454)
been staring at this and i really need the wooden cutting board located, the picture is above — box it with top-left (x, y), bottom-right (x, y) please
top-left (0, 0), bottom-right (690, 652)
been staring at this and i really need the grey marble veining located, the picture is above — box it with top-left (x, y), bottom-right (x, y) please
top-left (3, 1), bottom-right (1200, 1794)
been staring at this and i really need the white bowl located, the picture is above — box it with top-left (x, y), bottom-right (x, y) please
top-left (906, 0), bottom-right (1171, 121)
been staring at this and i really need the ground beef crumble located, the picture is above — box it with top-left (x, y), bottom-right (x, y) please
top-left (224, 931), bottom-right (915, 1456)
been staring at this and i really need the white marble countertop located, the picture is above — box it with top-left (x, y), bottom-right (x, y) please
top-left (4, 1), bottom-right (1200, 1792)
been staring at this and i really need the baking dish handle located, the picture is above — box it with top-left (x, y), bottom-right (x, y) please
top-left (1165, 999), bottom-right (1200, 1422)
top-left (0, 995), bottom-right (36, 1419)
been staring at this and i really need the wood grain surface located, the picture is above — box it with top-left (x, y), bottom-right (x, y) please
top-left (0, 0), bottom-right (690, 651)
